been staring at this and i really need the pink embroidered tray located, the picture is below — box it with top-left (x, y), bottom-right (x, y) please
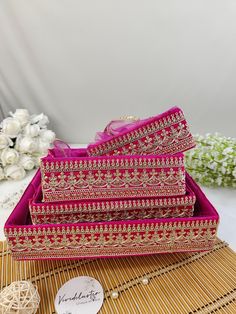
top-left (5, 171), bottom-right (219, 260)
top-left (29, 184), bottom-right (196, 224)
top-left (87, 106), bottom-right (195, 156)
top-left (40, 149), bottom-right (186, 202)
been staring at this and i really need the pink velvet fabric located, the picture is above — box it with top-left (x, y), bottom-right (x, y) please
top-left (41, 150), bottom-right (186, 202)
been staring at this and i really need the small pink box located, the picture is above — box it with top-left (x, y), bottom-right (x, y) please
top-left (4, 171), bottom-right (219, 260)
top-left (87, 106), bottom-right (195, 156)
top-left (40, 149), bottom-right (186, 202)
top-left (29, 184), bottom-right (196, 224)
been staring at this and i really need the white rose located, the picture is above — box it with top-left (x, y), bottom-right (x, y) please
top-left (24, 123), bottom-right (40, 137)
top-left (1, 117), bottom-right (21, 138)
top-left (4, 164), bottom-right (26, 180)
top-left (16, 136), bottom-right (37, 153)
top-left (19, 154), bottom-right (35, 170)
top-left (0, 133), bottom-right (13, 149)
top-left (1, 148), bottom-right (19, 166)
top-left (30, 113), bottom-right (49, 128)
top-left (0, 167), bottom-right (4, 180)
top-left (10, 109), bottom-right (30, 127)
top-left (37, 139), bottom-right (51, 154)
top-left (40, 129), bottom-right (55, 143)
top-left (33, 156), bottom-right (42, 167)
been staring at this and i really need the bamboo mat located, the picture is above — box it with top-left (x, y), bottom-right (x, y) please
top-left (1, 239), bottom-right (236, 314)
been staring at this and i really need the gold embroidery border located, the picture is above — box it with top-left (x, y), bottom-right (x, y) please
top-left (41, 155), bottom-right (184, 172)
top-left (42, 186), bottom-right (186, 202)
top-left (10, 241), bottom-right (216, 260)
top-left (5, 219), bottom-right (218, 259)
top-left (113, 135), bottom-right (195, 156)
top-left (5, 219), bottom-right (218, 237)
top-left (30, 206), bottom-right (194, 224)
top-left (30, 194), bottom-right (196, 214)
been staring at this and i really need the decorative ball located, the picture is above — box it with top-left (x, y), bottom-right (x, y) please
top-left (141, 277), bottom-right (149, 285)
top-left (111, 291), bottom-right (119, 299)
top-left (0, 281), bottom-right (40, 314)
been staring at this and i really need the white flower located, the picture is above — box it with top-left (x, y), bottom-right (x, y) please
top-left (0, 167), bottom-right (4, 180)
top-left (33, 156), bottom-right (42, 167)
top-left (10, 109), bottom-right (30, 127)
top-left (16, 136), bottom-right (37, 153)
top-left (24, 123), bottom-right (40, 137)
top-left (1, 117), bottom-right (21, 138)
top-left (19, 154), bottom-right (35, 170)
top-left (1, 148), bottom-right (19, 166)
top-left (233, 167), bottom-right (236, 178)
top-left (208, 162), bottom-right (217, 170)
top-left (4, 164), bottom-right (25, 180)
top-left (39, 129), bottom-right (55, 143)
top-left (222, 147), bottom-right (233, 155)
top-left (0, 133), bottom-right (13, 149)
top-left (30, 113), bottom-right (49, 128)
top-left (37, 139), bottom-right (51, 154)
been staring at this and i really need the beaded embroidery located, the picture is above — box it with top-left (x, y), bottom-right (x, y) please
top-left (41, 156), bottom-right (186, 201)
top-left (5, 220), bottom-right (218, 260)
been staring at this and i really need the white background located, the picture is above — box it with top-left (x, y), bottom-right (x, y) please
top-left (0, 0), bottom-right (236, 142)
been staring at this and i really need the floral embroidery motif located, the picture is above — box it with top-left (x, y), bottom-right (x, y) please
top-left (31, 207), bottom-right (194, 224)
top-left (30, 190), bottom-right (195, 224)
top-left (5, 220), bottom-right (218, 260)
top-left (41, 156), bottom-right (186, 201)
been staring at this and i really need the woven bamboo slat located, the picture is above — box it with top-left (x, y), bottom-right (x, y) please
top-left (1, 239), bottom-right (236, 314)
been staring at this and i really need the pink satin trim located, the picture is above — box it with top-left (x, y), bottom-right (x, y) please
top-left (50, 139), bottom-right (72, 158)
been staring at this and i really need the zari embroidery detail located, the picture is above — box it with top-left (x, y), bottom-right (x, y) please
top-left (31, 206), bottom-right (194, 224)
top-left (5, 220), bottom-right (218, 259)
top-left (41, 157), bottom-right (186, 201)
top-left (30, 194), bottom-right (196, 214)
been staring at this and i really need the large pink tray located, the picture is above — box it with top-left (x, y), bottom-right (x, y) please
top-left (5, 172), bottom-right (219, 260)
top-left (40, 149), bottom-right (186, 202)
top-left (87, 106), bottom-right (195, 156)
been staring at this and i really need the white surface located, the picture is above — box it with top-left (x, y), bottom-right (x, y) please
top-left (0, 169), bottom-right (235, 251)
top-left (0, 0), bottom-right (236, 142)
top-left (201, 186), bottom-right (236, 251)
top-left (0, 170), bottom-right (36, 240)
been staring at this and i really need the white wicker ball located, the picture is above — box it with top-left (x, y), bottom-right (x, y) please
top-left (0, 281), bottom-right (40, 314)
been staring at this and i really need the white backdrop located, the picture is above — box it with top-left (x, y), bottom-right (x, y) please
top-left (0, 0), bottom-right (236, 143)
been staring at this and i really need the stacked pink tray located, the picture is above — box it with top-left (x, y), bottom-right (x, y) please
top-left (40, 150), bottom-right (186, 202)
top-left (4, 172), bottom-right (219, 260)
top-left (4, 106), bottom-right (219, 260)
top-left (30, 184), bottom-right (196, 224)
top-left (87, 106), bottom-right (195, 156)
